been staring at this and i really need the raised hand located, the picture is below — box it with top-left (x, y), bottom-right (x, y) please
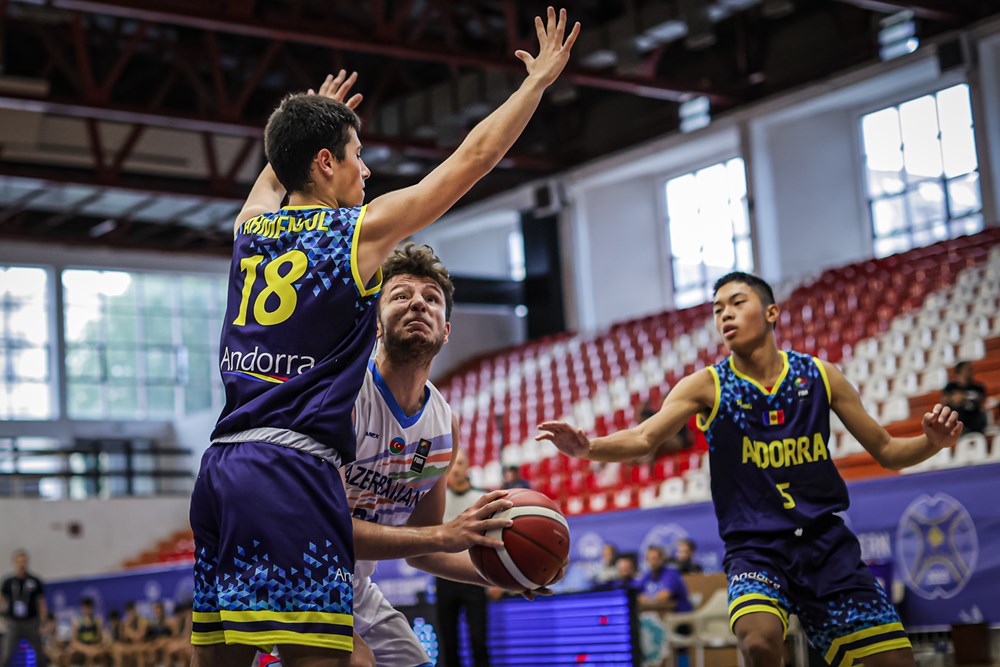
top-left (308, 69), bottom-right (363, 110)
top-left (437, 489), bottom-right (513, 552)
top-left (536, 420), bottom-right (590, 458)
top-left (922, 403), bottom-right (964, 450)
top-left (515, 7), bottom-right (581, 88)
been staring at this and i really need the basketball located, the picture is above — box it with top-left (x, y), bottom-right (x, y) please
top-left (469, 488), bottom-right (571, 591)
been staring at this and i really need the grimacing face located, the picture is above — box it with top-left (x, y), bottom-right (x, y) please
top-left (378, 274), bottom-right (450, 361)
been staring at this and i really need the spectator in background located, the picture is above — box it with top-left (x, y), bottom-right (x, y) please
top-left (669, 538), bottom-right (704, 574)
top-left (60, 597), bottom-right (106, 667)
top-left (590, 543), bottom-right (620, 588)
top-left (161, 602), bottom-right (192, 667)
top-left (610, 553), bottom-right (640, 591)
top-left (110, 601), bottom-right (146, 667)
top-left (0, 549), bottom-right (49, 667)
top-left (636, 546), bottom-right (692, 613)
top-left (502, 465), bottom-right (531, 489)
top-left (943, 361), bottom-right (988, 434)
top-left (140, 601), bottom-right (172, 667)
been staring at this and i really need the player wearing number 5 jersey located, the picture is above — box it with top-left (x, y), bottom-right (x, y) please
top-left (537, 272), bottom-right (963, 667)
top-left (190, 9), bottom-right (580, 667)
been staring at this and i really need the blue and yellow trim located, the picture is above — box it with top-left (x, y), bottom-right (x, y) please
top-left (191, 609), bottom-right (355, 650)
top-left (729, 351), bottom-right (790, 397)
top-left (729, 593), bottom-right (788, 636)
top-left (697, 366), bottom-right (721, 432)
top-left (813, 357), bottom-right (832, 402)
top-left (349, 205), bottom-right (382, 297)
top-left (824, 623), bottom-right (910, 667)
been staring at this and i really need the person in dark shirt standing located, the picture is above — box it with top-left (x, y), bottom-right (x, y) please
top-left (943, 361), bottom-right (988, 434)
top-left (0, 549), bottom-right (49, 667)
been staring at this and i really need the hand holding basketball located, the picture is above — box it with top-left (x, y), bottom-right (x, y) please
top-left (470, 489), bottom-right (571, 592)
top-left (437, 490), bottom-right (513, 553)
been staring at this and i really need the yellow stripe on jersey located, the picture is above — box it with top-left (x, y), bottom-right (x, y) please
top-left (697, 366), bottom-right (721, 432)
top-left (836, 638), bottom-right (912, 667)
top-left (220, 610), bottom-right (354, 627)
top-left (730, 350), bottom-right (790, 396)
top-left (349, 205), bottom-right (383, 297)
top-left (222, 630), bottom-right (352, 651)
top-left (824, 623), bottom-right (906, 665)
top-left (813, 357), bottom-right (832, 402)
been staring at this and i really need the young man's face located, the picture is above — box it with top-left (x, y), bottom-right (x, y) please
top-left (329, 127), bottom-right (370, 207)
top-left (378, 274), bottom-right (450, 361)
top-left (646, 547), bottom-right (665, 570)
top-left (713, 281), bottom-right (776, 351)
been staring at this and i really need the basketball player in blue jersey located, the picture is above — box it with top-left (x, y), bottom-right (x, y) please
top-left (344, 243), bottom-right (516, 666)
top-left (190, 9), bottom-right (580, 667)
top-left (538, 271), bottom-right (963, 667)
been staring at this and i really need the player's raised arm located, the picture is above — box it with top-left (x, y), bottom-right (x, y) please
top-left (233, 70), bottom-right (364, 230)
top-left (355, 7), bottom-right (580, 281)
top-left (537, 369), bottom-right (716, 462)
top-left (822, 360), bottom-right (963, 470)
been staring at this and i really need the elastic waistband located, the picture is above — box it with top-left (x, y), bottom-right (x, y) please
top-left (212, 427), bottom-right (343, 467)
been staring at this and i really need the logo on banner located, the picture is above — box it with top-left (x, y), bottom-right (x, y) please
top-left (896, 493), bottom-right (978, 600)
top-left (639, 523), bottom-right (688, 558)
top-left (575, 531), bottom-right (606, 560)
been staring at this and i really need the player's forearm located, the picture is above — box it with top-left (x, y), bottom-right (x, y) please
top-left (352, 518), bottom-right (446, 561)
top-left (450, 76), bottom-right (547, 175)
top-left (587, 428), bottom-right (656, 462)
top-left (873, 435), bottom-right (936, 470)
top-left (405, 552), bottom-right (490, 587)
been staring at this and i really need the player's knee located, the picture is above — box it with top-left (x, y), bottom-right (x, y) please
top-left (738, 631), bottom-right (784, 667)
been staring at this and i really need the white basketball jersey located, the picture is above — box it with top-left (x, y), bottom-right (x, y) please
top-left (347, 360), bottom-right (454, 581)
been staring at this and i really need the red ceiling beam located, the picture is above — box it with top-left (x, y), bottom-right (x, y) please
top-left (34, 0), bottom-right (729, 104)
top-left (0, 91), bottom-right (555, 170)
top-left (830, 0), bottom-right (966, 23)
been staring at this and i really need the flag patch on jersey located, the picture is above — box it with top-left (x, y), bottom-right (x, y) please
top-left (765, 410), bottom-right (785, 425)
top-left (389, 437), bottom-right (406, 455)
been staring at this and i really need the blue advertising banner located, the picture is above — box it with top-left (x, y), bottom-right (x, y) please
top-left (40, 462), bottom-right (1000, 634)
top-left (372, 462), bottom-right (1000, 630)
top-left (46, 562), bottom-right (193, 629)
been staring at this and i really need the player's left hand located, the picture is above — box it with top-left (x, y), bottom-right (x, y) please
top-left (308, 70), bottom-right (363, 110)
top-left (519, 562), bottom-right (566, 600)
top-left (922, 403), bottom-right (963, 450)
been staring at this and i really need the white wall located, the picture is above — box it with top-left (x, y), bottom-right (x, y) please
top-left (430, 305), bottom-right (526, 381)
top-left (0, 497), bottom-right (191, 578)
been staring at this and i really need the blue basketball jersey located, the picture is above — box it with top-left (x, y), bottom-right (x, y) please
top-left (698, 350), bottom-right (849, 541)
top-left (212, 205), bottom-right (382, 464)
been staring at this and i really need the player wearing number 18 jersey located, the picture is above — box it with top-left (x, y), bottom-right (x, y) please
top-left (538, 272), bottom-right (963, 667)
top-left (191, 10), bottom-right (581, 667)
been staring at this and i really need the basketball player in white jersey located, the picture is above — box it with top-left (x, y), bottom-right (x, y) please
top-left (343, 243), bottom-right (514, 667)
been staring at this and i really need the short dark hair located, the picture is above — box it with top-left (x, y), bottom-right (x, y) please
top-left (713, 271), bottom-right (776, 308)
top-left (108, 610), bottom-right (121, 620)
top-left (80, 597), bottom-right (95, 607)
top-left (955, 361), bottom-right (973, 374)
top-left (646, 544), bottom-right (665, 556)
top-left (264, 94), bottom-right (361, 194)
top-left (381, 243), bottom-right (455, 320)
top-left (677, 537), bottom-right (697, 551)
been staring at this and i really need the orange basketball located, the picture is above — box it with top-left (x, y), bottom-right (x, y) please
top-left (469, 488), bottom-right (571, 591)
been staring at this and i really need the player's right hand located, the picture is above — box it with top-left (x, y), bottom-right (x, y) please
top-left (536, 420), bottom-right (590, 458)
top-left (437, 489), bottom-right (513, 552)
top-left (308, 69), bottom-right (363, 110)
top-left (515, 7), bottom-right (580, 88)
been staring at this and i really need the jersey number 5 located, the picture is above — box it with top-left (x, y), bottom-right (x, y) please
top-left (233, 250), bottom-right (308, 326)
top-left (776, 482), bottom-right (796, 509)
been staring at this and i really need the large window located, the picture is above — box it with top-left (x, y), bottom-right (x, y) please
top-left (665, 158), bottom-right (753, 308)
top-left (0, 266), bottom-right (53, 419)
top-left (861, 83), bottom-right (983, 258)
top-left (62, 270), bottom-right (226, 420)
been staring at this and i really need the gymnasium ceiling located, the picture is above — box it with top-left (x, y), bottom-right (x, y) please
top-left (0, 0), bottom-right (996, 255)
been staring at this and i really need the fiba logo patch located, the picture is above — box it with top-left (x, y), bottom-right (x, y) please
top-left (389, 437), bottom-right (406, 455)
top-left (896, 493), bottom-right (978, 600)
